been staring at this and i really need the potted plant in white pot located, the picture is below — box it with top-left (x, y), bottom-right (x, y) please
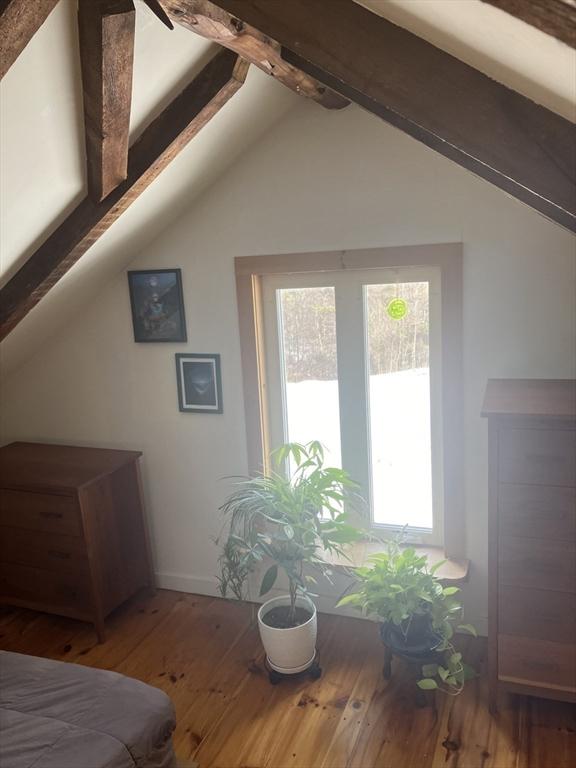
top-left (217, 441), bottom-right (363, 680)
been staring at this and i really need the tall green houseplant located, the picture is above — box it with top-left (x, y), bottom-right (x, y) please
top-left (217, 441), bottom-right (363, 625)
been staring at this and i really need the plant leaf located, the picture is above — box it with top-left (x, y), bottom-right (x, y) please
top-left (336, 593), bottom-right (361, 607)
top-left (259, 565), bottom-right (278, 596)
top-left (436, 665), bottom-right (449, 682)
top-left (457, 623), bottom-right (477, 637)
top-left (429, 559), bottom-right (447, 575)
top-left (462, 663), bottom-right (477, 680)
top-left (417, 678), bottom-right (438, 690)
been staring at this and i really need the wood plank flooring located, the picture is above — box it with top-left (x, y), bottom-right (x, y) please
top-left (1, 589), bottom-right (574, 768)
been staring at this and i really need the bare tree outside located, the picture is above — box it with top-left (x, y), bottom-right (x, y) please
top-left (366, 282), bottom-right (429, 375)
top-left (280, 287), bottom-right (338, 382)
top-left (279, 282), bottom-right (429, 383)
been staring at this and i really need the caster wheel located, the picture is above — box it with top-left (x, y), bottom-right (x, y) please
top-left (268, 670), bottom-right (282, 685)
top-left (309, 662), bottom-right (322, 680)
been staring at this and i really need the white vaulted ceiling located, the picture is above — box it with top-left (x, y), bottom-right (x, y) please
top-left (0, 0), bottom-right (574, 377)
top-left (0, 0), bottom-right (300, 373)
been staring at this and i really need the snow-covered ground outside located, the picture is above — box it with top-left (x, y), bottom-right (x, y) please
top-left (285, 368), bottom-right (433, 529)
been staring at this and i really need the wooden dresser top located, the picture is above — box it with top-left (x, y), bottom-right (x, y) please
top-left (0, 442), bottom-right (142, 492)
top-left (482, 379), bottom-right (576, 420)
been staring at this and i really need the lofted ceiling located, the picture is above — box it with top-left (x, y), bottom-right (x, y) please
top-left (0, 0), bottom-right (300, 373)
top-left (356, 0), bottom-right (575, 121)
top-left (0, 0), bottom-right (299, 282)
top-left (0, 0), bottom-right (574, 378)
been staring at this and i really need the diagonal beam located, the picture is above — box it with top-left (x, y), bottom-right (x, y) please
top-left (0, 50), bottom-right (249, 340)
top-left (164, 0), bottom-right (576, 233)
top-left (78, 0), bottom-right (136, 201)
top-left (0, 0), bottom-right (59, 79)
top-left (482, 0), bottom-right (576, 48)
top-left (142, 0), bottom-right (174, 29)
top-left (161, 0), bottom-right (348, 110)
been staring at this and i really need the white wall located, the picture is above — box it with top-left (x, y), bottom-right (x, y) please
top-left (2, 102), bottom-right (575, 632)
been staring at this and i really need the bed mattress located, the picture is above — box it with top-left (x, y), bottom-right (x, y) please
top-left (0, 651), bottom-right (177, 768)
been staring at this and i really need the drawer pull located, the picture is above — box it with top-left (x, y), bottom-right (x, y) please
top-left (40, 511), bottom-right (63, 519)
top-left (48, 550), bottom-right (71, 560)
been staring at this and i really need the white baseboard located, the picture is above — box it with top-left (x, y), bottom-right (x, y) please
top-left (154, 570), bottom-right (488, 636)
top-left (154, 571), bottom-right (355, 614)
top-left (155, 571), bottom-right (222, 597)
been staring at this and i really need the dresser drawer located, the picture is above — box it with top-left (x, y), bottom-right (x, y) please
top-left (499, 535), bottom-right (576, 593)
top-left (0, 489), bottom-right (81, 536)
top-left (499, 585), bottom-right (576, 644)
top-left (0, 562), bottom-right (91, 615)
top-left (499, 484), bottom-right (576, 541)
top-left (499, 428), bottom-right (576, 487)
top-left (498, 634), bottom-right (576, 692)
top-left (0, 527), bottom-right (88, 574)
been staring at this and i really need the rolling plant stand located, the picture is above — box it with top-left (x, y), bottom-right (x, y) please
top-left (266, 653), bottom-right (322, 685)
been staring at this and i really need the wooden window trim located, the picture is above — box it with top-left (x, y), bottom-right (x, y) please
top-left (235, 243), bottom-right (464, 558)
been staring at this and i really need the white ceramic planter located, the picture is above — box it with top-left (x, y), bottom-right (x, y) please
top-left (257, 595), bottom-right (317, 674)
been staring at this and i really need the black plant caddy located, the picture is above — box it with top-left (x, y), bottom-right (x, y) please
top-left (380, 614), bottom-right (444, 699)
top-left (380, 614), bottom-right (442, 662)
top-left (266, 656), bottom-right (322, 685)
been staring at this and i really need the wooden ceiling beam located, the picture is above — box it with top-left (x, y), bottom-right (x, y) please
top-left (142, 0), bottom-right (174, 29)
top-left (0, 50), bottom-right (249, 340)
top-left (0, 0), bottom-right (59, 79)
top-left (163, 0), bottom-right (576, 233)
top-left (161, 0), bottom-right (348, 110)
top-left (78, 0), bottom-right (136, 202)
top-left (481, 0), bottom-right (576, 48)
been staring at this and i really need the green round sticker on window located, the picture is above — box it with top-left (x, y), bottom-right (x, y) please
top-left (387, 298), bottom-right (408, 320)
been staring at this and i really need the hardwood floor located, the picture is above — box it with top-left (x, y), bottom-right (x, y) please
top-left (1, 589), bottom-right (574, 768)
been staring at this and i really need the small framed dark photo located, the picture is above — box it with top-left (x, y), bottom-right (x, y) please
top-left (128, 269), bottom-right (187, 343)
top-left (176, 353), bottom-right (223, 414)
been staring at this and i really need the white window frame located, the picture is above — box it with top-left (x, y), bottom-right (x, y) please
top-left (234, 244), bottom-right (464, 558)
top-left (261, 266), bottom-right (444, 545)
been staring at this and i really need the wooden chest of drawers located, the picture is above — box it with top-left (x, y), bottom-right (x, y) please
top-left (0, 442), bottom-right (154, 641)
top-left (483, 380), bottom-right (576, 709)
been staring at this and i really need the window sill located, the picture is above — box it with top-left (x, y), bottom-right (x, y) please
top-left (326, 541), bottom-right (470, 584)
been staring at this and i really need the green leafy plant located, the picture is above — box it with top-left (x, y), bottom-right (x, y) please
top-left (337, 536), bottom-right (476, 694)
top-left (217, 441), bottom-right (364, 626)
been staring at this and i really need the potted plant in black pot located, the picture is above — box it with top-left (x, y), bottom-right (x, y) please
top-left (217, 441), bottom-right (364, 680)
top-left (337, 537), bottom-right (476, 694)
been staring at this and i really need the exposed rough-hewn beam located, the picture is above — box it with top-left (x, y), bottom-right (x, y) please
top-left (161, 0), bottom-right (348, 110)
top-left (78, 0), bottom-right (136, 201)
top-left (482, 0), bottom-right (576, 48)
top-left (0, 50), bottom-right (249, 340)
top-left (165, 0), bottom-right (576, 233)
top-left (0, 0), bottom-right (59, 79)
top-left (142, 0), bottom-right (174, 29)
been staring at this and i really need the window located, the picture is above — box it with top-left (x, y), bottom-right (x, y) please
top-left (235, 245), bottom-right (463, 555)
top-left (262, 268), bottom-right (443, 543)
